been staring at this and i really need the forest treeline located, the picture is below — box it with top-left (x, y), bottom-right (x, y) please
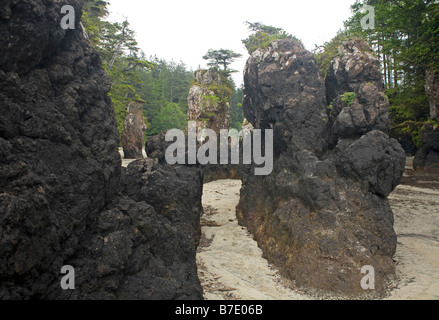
top-left (81, 0), bottom-right (244, 141)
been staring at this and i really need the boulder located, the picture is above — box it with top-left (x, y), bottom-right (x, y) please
top-left (243, 39), bottom-right (328, 156)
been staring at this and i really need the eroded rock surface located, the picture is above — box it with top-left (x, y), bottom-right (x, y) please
top-left (187, 69), bottom-right (232, 138)
top-left (121, 102), bottom-right (147, 159)
top-left (237, 39), bottom-right (406, 297)
top-left (0, 0), bottom-right (202, 299)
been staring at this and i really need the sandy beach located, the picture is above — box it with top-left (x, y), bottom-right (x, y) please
top-left (197, 179), bottom-right (310, 300)
top-left (386, 158), bottom-right (439, 299)
top-left (197, 159), bottom-right (439, 300)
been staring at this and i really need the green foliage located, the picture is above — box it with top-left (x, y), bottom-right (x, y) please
top-left (242, 21), bottom-right (298, 54)
top-left (390, 120), bottom-right (438, 148)
top-left (387, 82), bottom-right (431, 148)
top-left (194, 68), bottom-right (235, 106)
top-left (82, 2), bottom-right (153, 140)
top-left (81, 0), bottom-right (109, 47)
top-left (341, 92), bottom-right (356, 106)
top-left (139, 58), bottom-right (194, 136)
top-left (208, 83), bottom-right (234, 104)
top-left (192, 66), bottom-right (239, 129)
top-left (201, 93), bottom-right (221, 105)
top-left (387, 84), bottom-right (430, 123)
top-left (327, 100), bottom-right (334, 111)
top-left (148, 102), bottom-right (187, 135)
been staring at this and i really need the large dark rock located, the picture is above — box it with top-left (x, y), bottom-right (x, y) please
top-left (52, 160), bottom-right (204, 300)
top-left (0, 0), bottom-right (202, 299)
top-left (0, 0), bottom-right (120, 299)
top-left (335, 130), bottom-right (406, 198)
top-left (243, 39), bottom-right (328, 157)
top-left (237, 38), bottom-right (405, 297)
top-left (145, 132), bottom-right (172, 164)
top-left (326, 40), bottom-right (390, 147)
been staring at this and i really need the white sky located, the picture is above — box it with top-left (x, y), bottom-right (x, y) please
top-left (107, 0), bottom-right (357, 85)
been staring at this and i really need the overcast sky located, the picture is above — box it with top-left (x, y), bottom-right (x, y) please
top-left (107, 0), bottom-right (357, 85)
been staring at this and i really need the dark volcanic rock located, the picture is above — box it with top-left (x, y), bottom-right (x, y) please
top-left (326, 40), bottom-right (390, 147)
top-left (145, 132), bottom-right (173, 164)
top-left (121, 160), bottom-right (203, 250)
top-left (121, 102), bottom-right (147, 159)
top-left (414, 124), bottom-right (439, 171)
top-left (237, 38), bottom-right (405, 297)
top-left (243, 39), bottom-right (328, 156)
top-left (145, 131), bottom-right (242, 183)
top-left (335, 130), bottom-right (406, 198)
top-left (0, 0), bottom-right (202, 299)
top-left (52, 160), bottom-right (204, 300)
top-left (0, 0), bottom-right (120, 299)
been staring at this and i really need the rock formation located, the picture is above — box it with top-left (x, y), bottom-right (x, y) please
top-left (0, 0), bottom-right (202, 299)
top-left (187, 69), bottom-right (232, 139)
top-left (413, 124), bottom-right (439, 171)
top-left (185, 68), bottom-right (241, 181)
top-left (121, 101), bottom-right (147, 159)
top-left (237, 39), bottom-right (406, 297)
top-left (0, 0), bottom-right (409, 300)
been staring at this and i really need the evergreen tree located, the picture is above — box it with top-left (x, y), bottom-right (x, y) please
top-left (147, 102), bottom-right (187, 135)
top-left (136, 58), bottom-right (193, 136)
top-left (203, 49), bottom-right (243, 74)
top-left (81, 0), bottom-right (109, 47)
